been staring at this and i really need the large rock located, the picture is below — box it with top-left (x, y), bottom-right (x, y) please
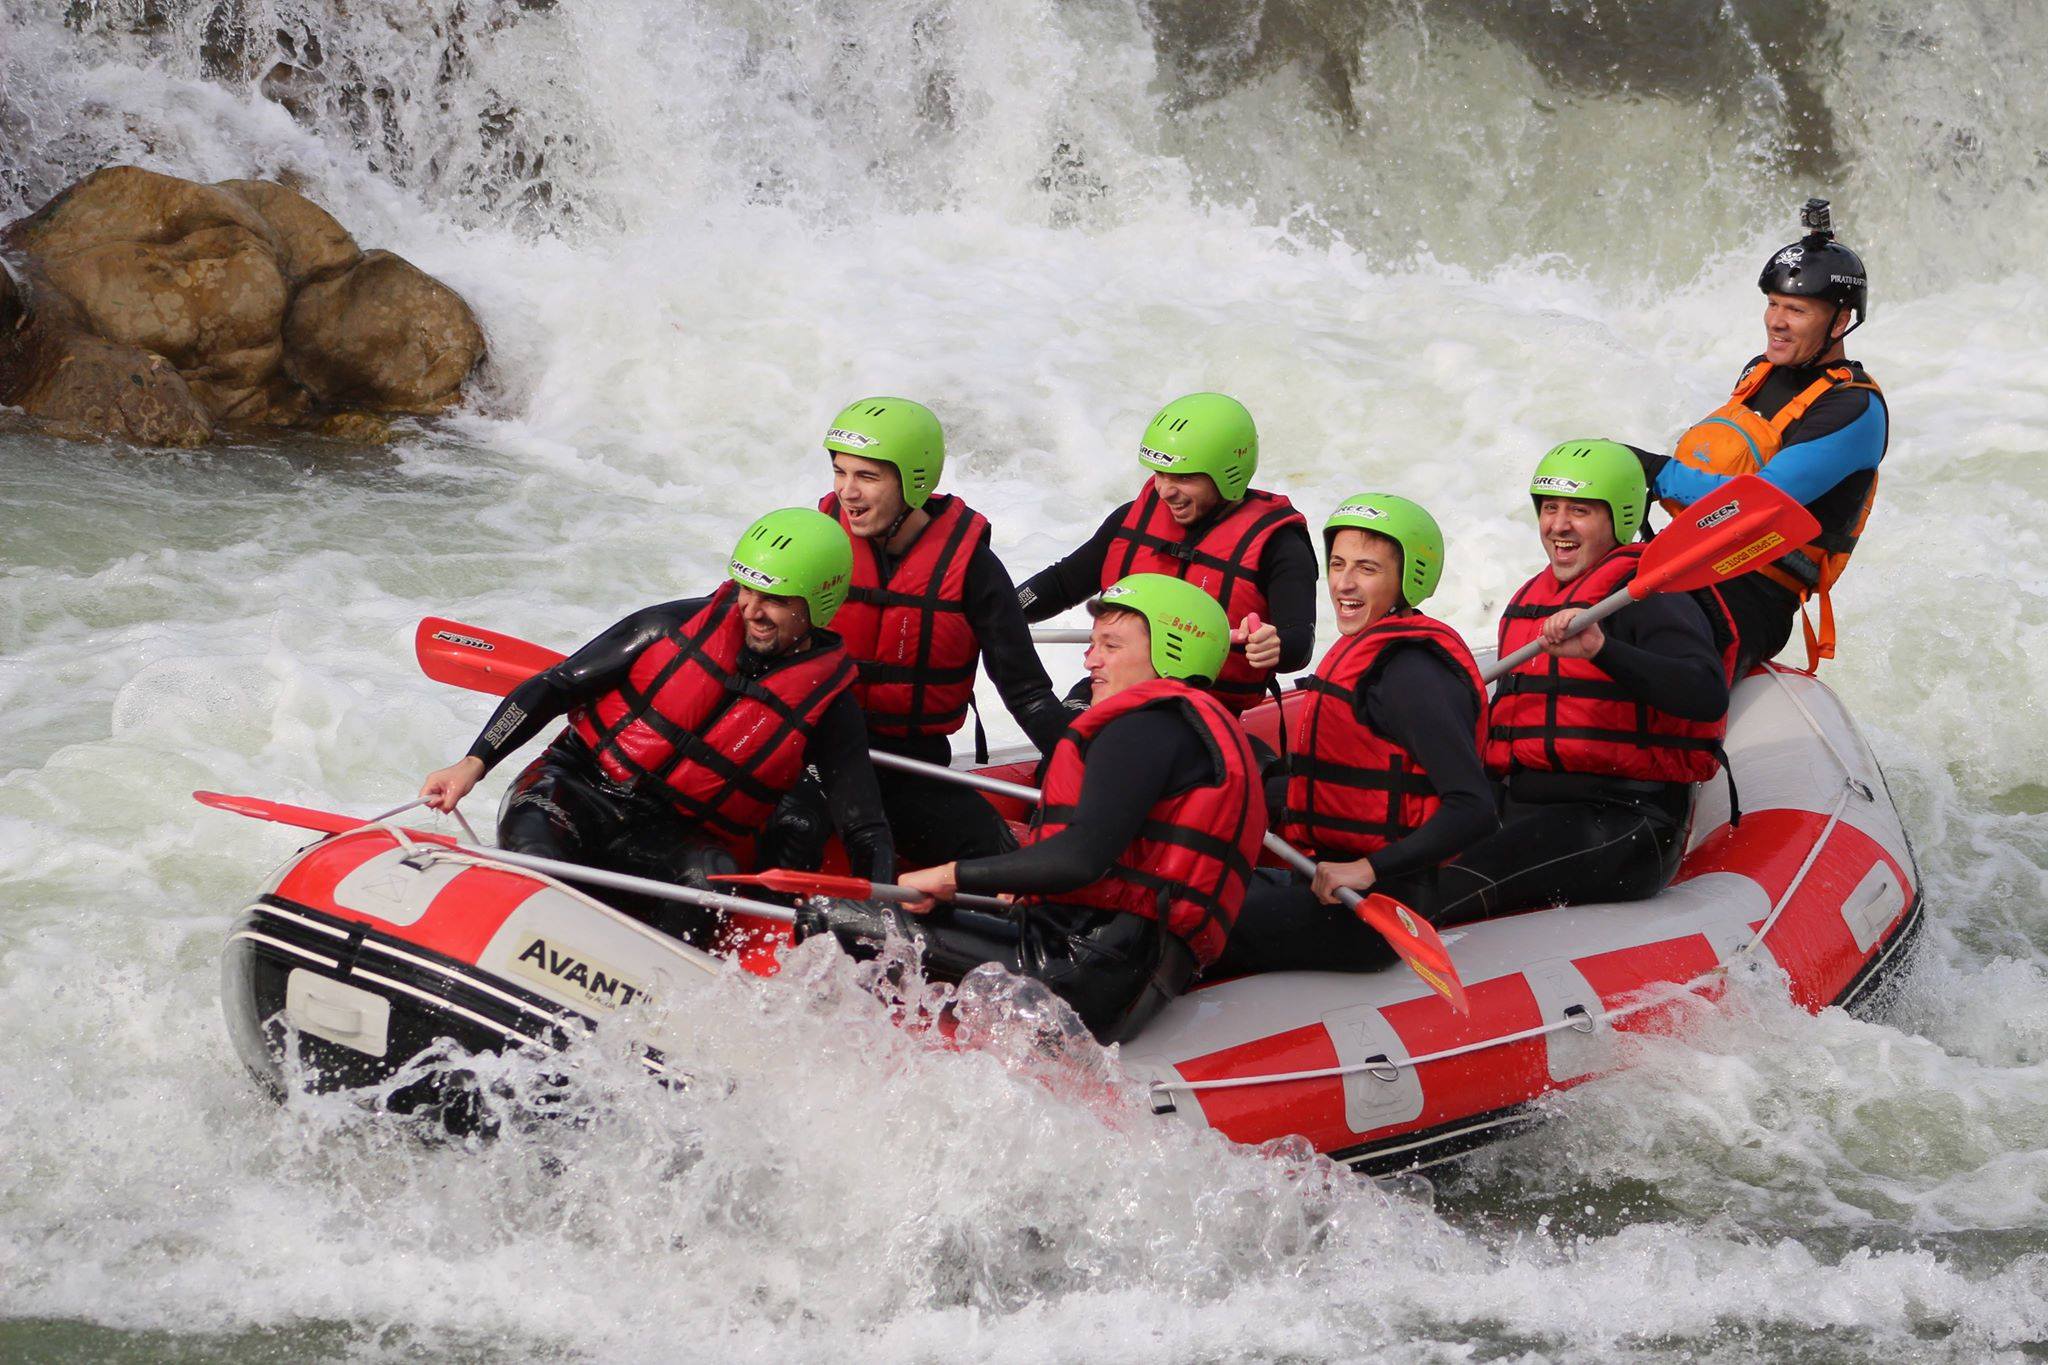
top-left (0, 165), bottom-right (484, 447)
top-left (285, 250), bottom-right (486, 414)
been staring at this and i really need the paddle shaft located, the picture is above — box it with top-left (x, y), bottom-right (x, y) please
top-left (868, 750), bottom-right (1375, 914)
top-left (197, 790), bottom-right (801, 925)
top-left (1480, 584), bottom-right (1632, 684)
top-left (459, 843), bottom-right (799, 924)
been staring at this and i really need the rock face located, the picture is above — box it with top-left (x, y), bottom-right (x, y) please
top-left (0, 166), bottom-right (485, 446)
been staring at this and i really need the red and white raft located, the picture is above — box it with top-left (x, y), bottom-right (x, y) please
top-left (220, 662), bottom-right (1920, 1171)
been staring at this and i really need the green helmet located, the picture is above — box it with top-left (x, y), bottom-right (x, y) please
top-left (727, 507), bottom-right (854, 626)
top-left (1091, 572), bottom-right (1230, 685)
top-left (1137, 392), bottom-right (1258, 502)
top-left (1324, 493), bottom-right (1446, 608)
top-left (1528, 439), bottom-right (1647, 545)
top-left (823, 397), bottom-right (945, 508)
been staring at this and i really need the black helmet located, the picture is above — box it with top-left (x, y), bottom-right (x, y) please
top-left (1758, 197), bottom-right (1869, 330)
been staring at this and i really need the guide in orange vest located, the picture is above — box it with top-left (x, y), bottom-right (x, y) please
top-left (1015, 392), bottom-right (1316, 716)
top-left (416, 510), bottom-right (894, 947)
top-left (783, 397), bottom-right (1074, 865)
top-left (799, 575), bottom-right (1266, 1042)
top-left (1211, 494), bottom-right (1497, 975)
top-left (1434, 441), bottom-right (1734, 924)
top-left (1630, 198), bottom-right (1887, 671)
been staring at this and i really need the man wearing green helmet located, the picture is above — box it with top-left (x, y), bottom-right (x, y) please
top-left (1212, 495), bottom-right (1498, 975)
top-left (1017, 392), bottom-right (1317, 715)
top-left (1428, 441), bottom-right (1734, 922)
top-left (792, 397), bottom-right (1073, 865)
top-left (1630, 198), bottom-right (1888, 671)
top-left (417, 508), bottom-right (894, 946)
top-left (804, 574), bottom-right (1267, 1041)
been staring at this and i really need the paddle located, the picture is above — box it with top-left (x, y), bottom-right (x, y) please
top-left (856, 749), bottom-right (1471, 1015)
top-left (1482, 474), bottom-right (1820, 683)
top-left (416, 616), bottom-right (565, 696)
top-left (194, 790), bottom-right (800, 924)
top-left (410, 624), bottom-right (1473, 1012)
top-left (713, 869), bottom-right (1011, 911)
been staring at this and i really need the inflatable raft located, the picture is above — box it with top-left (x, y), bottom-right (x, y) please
top-left (219, 661), bottom-right (1919, 1172)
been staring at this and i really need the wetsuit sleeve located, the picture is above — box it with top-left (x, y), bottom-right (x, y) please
top-left (964, 541), bottom-right (1077, 754)
top-left (1652, 386), bottom-right (1887, 508)
top-left (1357, 648), bottom-right (1499, 880)
top-left (464, 598), bottom-right (709, 772)
top-left (808, 691), bottom-right (897, 882)
top-left (1016, 504), bottom-right (1129, 621)
top-left (1593, 594), bottom-right (1729, 723)
top-left (1255, 524), bottom-right (1319, 673)
top-left (954, 710), bottom-right (1207, 897)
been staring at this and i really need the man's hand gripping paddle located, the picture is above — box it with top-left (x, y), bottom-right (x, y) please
top-left (1483, 474), bottom-right (1820, 683)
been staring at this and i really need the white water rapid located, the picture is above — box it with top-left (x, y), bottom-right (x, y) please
top-left (3, 1), bottom-right (2047, 1359)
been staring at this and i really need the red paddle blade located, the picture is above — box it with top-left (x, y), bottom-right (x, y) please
top-left (713, 869), bottom-right (877, 899)
top-left (1633, 475), bottom-right (1823, 598)
top-left (415, 617), bottom-right (566, 696)
top-left (193, 791), bottom-right (457, 846)
top-left (1350, 893), bottom-right (1471, 1016)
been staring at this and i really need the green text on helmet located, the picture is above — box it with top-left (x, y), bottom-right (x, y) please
top-left (1528, 440), bottom-right (1646, 545)
top-left (728, 507), bottom-right (854, 626)
top-left (823, 398), bottom-right (945, 508)
top-left (1092, 572), bottom-right (1230, 685)
top-left (1324, 493), bottom-right (1446, 608)
top-left (1136, 392), bottom-right (1258, 503)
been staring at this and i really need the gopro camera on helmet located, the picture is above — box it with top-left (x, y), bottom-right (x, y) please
top-left (1800, 197), bottom-right (1833, 239)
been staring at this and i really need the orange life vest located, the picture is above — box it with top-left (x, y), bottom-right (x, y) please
top-left (1665, 359), bottom-right (1885, 667)
top-left (1484, 546), bottom-right (1734, 786)
top-left (1281, 612), bottom-right (1488, 861)
top-left (568, 584), bottom-right (856, 849)
top-left (820, 492), bottom-right (988, 738)
top-left (1102, 484), bottom-right (1308, 712)
top-left (1025, 678), bottom-right (1265, 967)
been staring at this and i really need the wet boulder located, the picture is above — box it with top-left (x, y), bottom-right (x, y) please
top-left (0, 165), bottom-right (484, 446)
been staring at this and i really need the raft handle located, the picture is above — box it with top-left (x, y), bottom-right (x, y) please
top-left (1563, 1004), bottom-right (1596, 1034)
top-left (1150, 1091), bottom-right (1178, 1116)
top-left (1365, 1054), bottom-right (1401, 1083)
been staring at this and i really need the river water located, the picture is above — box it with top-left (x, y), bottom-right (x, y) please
top-left (3, 1), bottom-right (2047, 1359)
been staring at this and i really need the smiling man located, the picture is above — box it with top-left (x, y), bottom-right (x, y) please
top-left (1015, 392), bottom-right (1315, 714)
top-left (1212, 494), bottom-right (1496, 976)
top-left (417, 509), bottom-right (893, 947)
top-left (1632, 198), bottom-right (1887, 671)
top-left (802, 574), bottom-right (1266, 1041)
top-left (793, 397), bottom-right (1073, 865)
top-left (1428, 441), bottom-right (1733, 925)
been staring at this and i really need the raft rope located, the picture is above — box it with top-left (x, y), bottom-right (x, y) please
top-left (1148, 667), bottom-right (1885, 1098)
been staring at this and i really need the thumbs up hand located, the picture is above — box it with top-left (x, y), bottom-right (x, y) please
top-left (1233, 612), bottom-right (1281, 671)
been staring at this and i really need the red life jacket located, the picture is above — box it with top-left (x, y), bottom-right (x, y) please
top-left (1664, 358), bottom-right (1886, 667)
top-left (568, 583), bottom-right (856, 848)
top-left (1101, 483), bottom-right (1308, 711)
top-left (819, 492), bottom-right (989, 738)
top-left (1484, 546), bottom-right (1737, 785)
top-left (1024, 678), bottom-right (1265, 967)
top-left (1281, 612), bottom-right (1487, 861)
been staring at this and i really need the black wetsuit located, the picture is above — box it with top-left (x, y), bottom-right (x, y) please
top-left (1431, 590), bottom-right (1729, 926)
top-left (777, 537), bottom-right (1078, 866)
top-left (1016, 500), bottom-right (1319, 700)
top-left (803, 706), bottom-right (1219, 1041)
top-left (466, 596), bottom-right (895, 944)
top-left (1636, 355), bottom-right (1888, 672)
top-left (1214, 645), bottom-right (1499, 976)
